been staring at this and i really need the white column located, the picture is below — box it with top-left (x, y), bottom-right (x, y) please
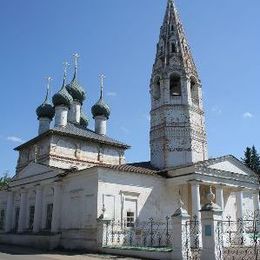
top-left (18, 189), bottom-right (27, 233)
top-left (51, 183), bottom-right (61, 233)
top-left (4, 191), bottom-right (13, 233)
top-left (253, 192), bottom-right (260, 214)
top-left (33, 185), bottom-right (42, 233)
top-left (236, 191), bottom-right (243, 220)
top-left (216, 186), bottom-right (224, 211)
top-left (191, 182), bottom-right (202, 248)
top-left (235, 190), bottom-right (245, 244)
top-left (191, 182), bottom-right (201, 220)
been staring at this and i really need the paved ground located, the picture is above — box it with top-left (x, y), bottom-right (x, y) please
top-left (0, 245), bottom-right (140, 260)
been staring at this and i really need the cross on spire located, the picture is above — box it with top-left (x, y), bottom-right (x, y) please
top-left (73, 53), bottom-right (80, 77)
top-left (62, 61), bottom-right (69, 85)
top-left (99, 73), bottom-right (106, 99)
top-left (44, 76), bottom-right (52, 102)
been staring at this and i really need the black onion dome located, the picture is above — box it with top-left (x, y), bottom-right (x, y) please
top-left (52, 82), bottom-right (73, 107)
top-left (66, 74), bottom-right (86, 104)
top-left (36, 101), bottom-right (55, 120)
top-left (91, 98), bottom-right (110, 119)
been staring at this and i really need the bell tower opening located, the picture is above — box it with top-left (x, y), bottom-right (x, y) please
top-left (170, 73), bottom-right (181, 96)
top-left (153, 76), bottom-right (161, 100)
top-left (190, 76), bottom-right (199, 104)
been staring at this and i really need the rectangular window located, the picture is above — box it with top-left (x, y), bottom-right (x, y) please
top-left (46, 203), bottom-right (53, 230)
top-left (14, 207), bottom-right (20, 232)
top-left (0, 209), bottom-right (5, 230)
top-left (28, 206), bottom-right (35, 230)
top-left (126, 211), bottom-right (135, 228)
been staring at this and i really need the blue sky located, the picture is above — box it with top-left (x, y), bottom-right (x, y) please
top-left (0, 0), bottom-right (259, 176)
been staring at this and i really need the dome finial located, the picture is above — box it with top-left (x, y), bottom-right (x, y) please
top-left (36, 76), bottom-right (55, 120)
top-left (52, 62), bottom-right (73, 108)
top-left (99, 73), bottom-right (105, 99)
top-left (44, 76), bottom-right (52, 103)
top-left (73, 53), bottom-right (80, 78)
top-left (62, 61), bottom-right (69, 86)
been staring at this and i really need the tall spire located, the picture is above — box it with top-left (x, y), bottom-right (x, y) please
top-left (155, 0), bottom-right (199, 78)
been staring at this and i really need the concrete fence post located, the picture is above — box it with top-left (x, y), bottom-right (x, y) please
top-left (171, 199), bottom-right (191, 260)
top-left (200, 186), bottom-right (223, 260)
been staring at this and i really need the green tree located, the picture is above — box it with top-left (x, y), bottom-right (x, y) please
top-left (242, 147), bottom-right (252, 168)
top-left (251, 146), bottom-right (260, 174)
top-left (0, 171), bottom-right (11, 189)
top-left (242, 146), bottom-right (260, 175)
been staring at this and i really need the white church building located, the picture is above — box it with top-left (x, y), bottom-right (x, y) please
top-left (0, 0), bottom-right (259, 254)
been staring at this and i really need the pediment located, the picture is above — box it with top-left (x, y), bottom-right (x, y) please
top-left (14, 162), bottom-right (57, 180)
top-left (204, 156), bottom-right (256, 177)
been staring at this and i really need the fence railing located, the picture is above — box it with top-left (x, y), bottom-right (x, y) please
top-left (101, 212), bottom-right (260, 260)
top-left (103, 217), bottom-right (172, 248)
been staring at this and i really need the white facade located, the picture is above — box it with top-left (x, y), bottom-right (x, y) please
top-left (0, 0), bottom-right (259, 256)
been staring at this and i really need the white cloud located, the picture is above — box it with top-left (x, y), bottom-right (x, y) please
top-left (242, 112), bottom-right (253, 119)
top-left (106, 92), bottom-right (117, 97)
top-left (211, 106), bottom-right (222, 115)
top-left (6, 136), bottom-right (24, 143)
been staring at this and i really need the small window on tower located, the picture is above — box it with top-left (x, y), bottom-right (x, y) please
top-left (171, 25), bottom-right (174, 31)
top-left (190, 77), bottom-right (199, 105)
top-left (170, 74), bottom-right (181, 96)
top-left (153, 76), bottom-right (161, 100)
top-left (171, 43), bottom-right (176, 53)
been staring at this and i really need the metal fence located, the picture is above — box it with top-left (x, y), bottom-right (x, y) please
top-left (103, 217), bottom-right (172, 249)
top-left (221, 214), bottom-right (260, 260)
top-left (102, 212), bottom-right (260, 260)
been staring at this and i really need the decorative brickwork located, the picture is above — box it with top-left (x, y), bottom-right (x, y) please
top-left (150, 0), bottom-right (208, 169)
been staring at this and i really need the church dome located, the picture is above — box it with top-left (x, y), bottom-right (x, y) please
top-left (36, 78), bottom-right (55, 120)
top-left (80, 111), bottom-right (88, 128)
top-left (36, 102), bottom-right (55, 120)
top-left (66, 75), bottom-right (86, 104)
top-left (52, 81), bottom-right (73, 108)
top-left (91, 98), bottom-right (110, 119)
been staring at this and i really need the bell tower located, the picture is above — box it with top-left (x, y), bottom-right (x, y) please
top-left (150, 0), bottom-right (208, 169)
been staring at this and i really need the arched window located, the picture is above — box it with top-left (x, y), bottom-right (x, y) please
top-left (190, 77), bottom-right (199, 104)
top-left (171, 25), bottom-right (174, 32)
top-left (171, 43), bottom-right (176, 53)
top-left (170, 74), bottom-right (181, 96)
top-left (153, 76), bottom-right (161, 100)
